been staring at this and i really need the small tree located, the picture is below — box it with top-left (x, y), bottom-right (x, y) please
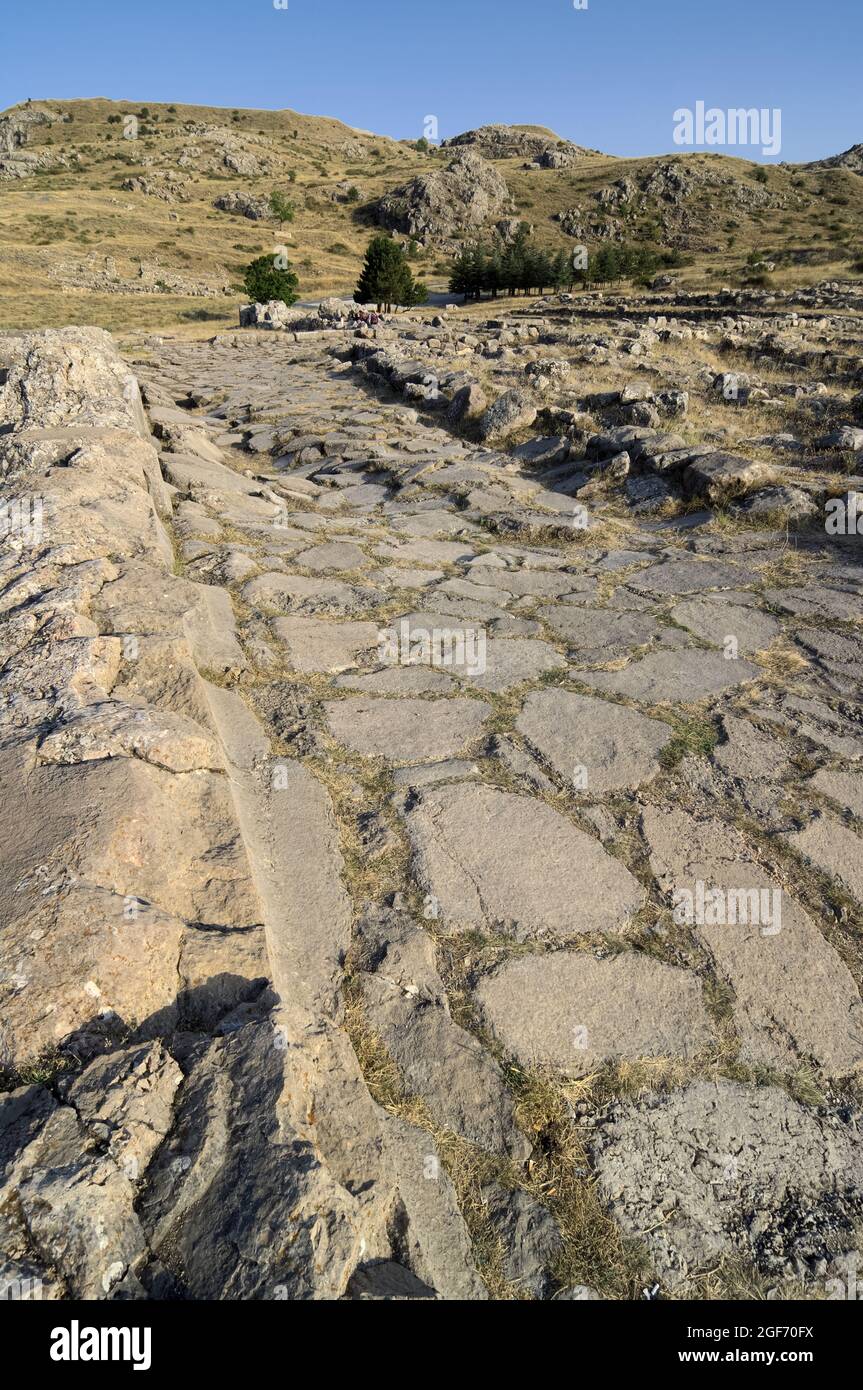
top-left (355, 235), bottom-right (426, 312)
top-left (269, 189), bottom-right (295, 224)
top-left (243, 254), bottom-right (299, 305)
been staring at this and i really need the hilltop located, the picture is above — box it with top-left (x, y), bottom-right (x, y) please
top-left (1, 98), bottom-right (861, 332)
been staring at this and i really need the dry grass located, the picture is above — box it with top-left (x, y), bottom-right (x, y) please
top-left (2, 97), bottom-right (862, 331)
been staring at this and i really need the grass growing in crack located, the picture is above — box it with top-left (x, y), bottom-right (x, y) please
top-left (752, 643), bottom-right (811, 685)
top-left (504, 1066), bottom-right (654, 1299)
top-left (658, 713), bottom-right (720, 769)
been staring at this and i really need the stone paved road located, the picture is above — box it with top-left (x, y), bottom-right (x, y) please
top-left (2, 322), bottom-right (862, 1300)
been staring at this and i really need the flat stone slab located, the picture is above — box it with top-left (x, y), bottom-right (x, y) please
top-left (669, 597), bottom-right (780, 656)
top-left (294, 540), bottom-right (372, 572)
top-left (710, 714), bottom-right (791, 820)
top-left (476, 951), bottom-right (714, 1076)
top-left (461, 638), bottom-right (567, 694)
top-left (539, 605), bottom-right (661, 661)
top-left (376, 566), bottom-right (444, 589)
top-left (811, 768), bottom-right (863, 819)
top-left (360, 976), bottom-right (528, 1160)
top-left (627, 558), bottom-right (745, 598)
top-left (335, 666), bottom-right (456, 695)
top-left (242, 571), bottom-right (363, 613)
top-left (273, 616), bottom-right (380, 673)
top-left (391, 508), bottom-right (481, 539)
top-left (516, 688), bottom-right (672, 792)
top-left (324, 696), bottom-right (490, 762)
top-left (787, 815), bottom-right (863, 905)
top-left (403, 784), bottom-right (642, 938)
top-left (643, 806), bottom-right (863, 1076)
top-left (375, 539), bottom-right (476, 566)
top-left (766, 586), bottom-right (862, 623)
top-left (591, 1080), bottom-right (863, 1288)
top-left (578, 649), bottom-right (760, 703)
top-left (467, 567), bottom-right (577, 599)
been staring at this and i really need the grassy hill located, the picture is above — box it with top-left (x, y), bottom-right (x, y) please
top-left (1, 97), bottom-right (861, 334)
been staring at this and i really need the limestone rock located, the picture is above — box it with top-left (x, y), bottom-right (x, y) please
top-left (476, 951), bottom-right (714, 1075)
top-left (402, 784), bottom-right (642, 938)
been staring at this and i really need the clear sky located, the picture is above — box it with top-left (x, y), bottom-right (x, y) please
top-left (3, 0), bottom-right (860, 163)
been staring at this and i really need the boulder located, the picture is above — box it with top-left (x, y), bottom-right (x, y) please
top-left (477, 390), bottom-right (537, 442)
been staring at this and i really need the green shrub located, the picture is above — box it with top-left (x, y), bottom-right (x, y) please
top-left (242, 253), bottom-right (299, 305)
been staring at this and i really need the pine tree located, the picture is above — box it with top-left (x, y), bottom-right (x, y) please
top-left (355, 235), bottom-right (426, 312)
top-left (551, 249), bottom-right (570, 292)
top-left (448, 247), bottom-right (474, 300)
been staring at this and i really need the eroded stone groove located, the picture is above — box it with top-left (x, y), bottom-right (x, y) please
top-left (2, 308), bottom-right (863, 1301)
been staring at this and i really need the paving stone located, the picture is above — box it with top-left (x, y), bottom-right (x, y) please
top-left (335, 666), bottom-right (457, 695)
top-left (479, 1187), bottom-right (564, 1299)
top-left (578, 648), bottom-right (761, 703)
top-left (811, 768), bottom-right (863, 819)
top-left (539, 605), bottom-right (661, 660)
top-left (516, 688), bottom-right (672, 791)
top-left (242, 571), bottom-right (365, 613)
top-left (391, 508), bottom-right (482, 539)
top-left (476, 951), bottom-right (714, 1076)
top-left (403, 784), bottom-right (642, 939)
top-left (643, 806), bottom-right (863, 1075)
top-left (324, 696), bottom-right (490, 762)
top-left (627, 558), bottom-right (746, 598)
top-left (669, 597), bottom-right (781, 655)
top-left (710, 714), bottom-right (791, 818)
top-left (294, 540), bottom-right (372, 571)
top-left (766, 586), bottom-right (862, 622)
top-left (375, 538), bottom-right (477, 566)
top-left (376, 566), bottom-right (444, 588)
top-left (360, 975), bottom-right (529, 1160)
top-left (787, 815), bottom-right (863, 905)
top-left (459, 637), bottom-right (567, 694)
top-left (391, 759), bottom-right (480, 788)
top-left (466, 567), bottom-right (576, 598)
top-left (272, 616), bottom-right (380, 673)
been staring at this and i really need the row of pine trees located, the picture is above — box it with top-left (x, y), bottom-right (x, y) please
top-left (243, 228), bottom-right (680, 313)
top-left (448, 228), bottom-right (671, 301)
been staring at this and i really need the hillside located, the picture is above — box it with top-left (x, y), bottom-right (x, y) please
top-left (1, 97), bottom-right (862, 332)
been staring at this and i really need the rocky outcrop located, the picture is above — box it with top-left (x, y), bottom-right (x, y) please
top-left (442, 124), bottom-right (594, 162)
top-left (213, 189), bottom-right (272, 220)
top-left (373, 152), bottom-right (511, 246)
top-left (802, 143), bottom-right (863, 175)
top-left (122, 174), bottom-right (191, 203)
top-left (0, 328), bottom-right (488, 1301)
top-left (0, 105), bottom-right (67, 180)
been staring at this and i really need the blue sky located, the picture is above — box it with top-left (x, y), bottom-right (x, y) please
top-left (3, 0), bottom-right (860, 162)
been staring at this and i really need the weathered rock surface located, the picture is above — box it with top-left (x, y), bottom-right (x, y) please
top-left (592, 1081), bottom-right (863, 1289)
top-left (476, 952), bottom-right (714, 1075)
top-left (373, 151), bottom-right (510, 245)
top-left (403, 784), bottom-right (642, 938)
top-left (516, 688), bottom-right (672, 791)
top-left (644, 807), bottom-right (863, 1076)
